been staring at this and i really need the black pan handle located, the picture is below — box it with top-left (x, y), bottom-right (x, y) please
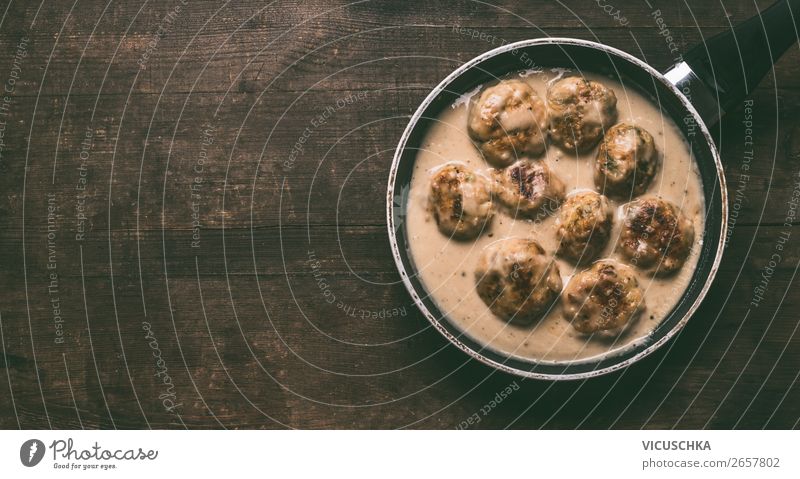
top-left (664, 0), bottom-right (799, 126)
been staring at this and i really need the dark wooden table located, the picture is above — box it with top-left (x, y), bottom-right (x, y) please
top-left (0, 0), bottom-right (798, 429)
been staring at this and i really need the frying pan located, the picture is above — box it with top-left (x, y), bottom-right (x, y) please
top-left (387, 0), bottom-right (799, 379)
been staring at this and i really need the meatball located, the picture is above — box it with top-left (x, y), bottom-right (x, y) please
top-left (428, 162), bottom-right (494, 240)
top-left (617, 197), bottom-right (695, 275)
top-left (595, 123), bottom-right (659, 198)
top-left (491, 160), bottom-right (565, 218)
top-left (475, 238), bottom-right (562, 323)
top-left (547, 76), bottom-right (618, 152)
top-left (555, 191), bottom-right (613, 263)
top-left (562, 260), bottom-right (645, 334)
top-left (467, 79), bottom-right (548, 167)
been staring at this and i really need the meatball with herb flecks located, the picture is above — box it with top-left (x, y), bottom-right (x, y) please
top-left (555, 191), bottom-right (613, 263)
top-left (595, 122), bottom-right (659, 198)
top-left (468, 80), bottom-right (548, 166)
top-left (491, 159), bottom-right (565, 219)
top-left (562, 259), bottom-right (645, 334)
top-left (618, 197), bottom-right (695, 275)
top-left (547, 76), bottom-right (617, 152)
top-left (428, 162), bottom-right (494, 240)
top-left (475, 238), bottom-right (562, 324)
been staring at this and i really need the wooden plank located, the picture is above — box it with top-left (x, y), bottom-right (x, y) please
top-left (0, 87), bottom-right (798, 234)
top-left (1, 223), bottom-right (799, 428)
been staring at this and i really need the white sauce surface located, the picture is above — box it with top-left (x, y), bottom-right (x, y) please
top-left (406, 71), bottom-right (705, 364)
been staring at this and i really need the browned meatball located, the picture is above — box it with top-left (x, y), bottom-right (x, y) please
top-left (562, 260), bottom-right (645, 334)
top-left (547, 76), bottom-right (617, 152)
top-left (467, 79), bottom-right (548, 166)
top-left (491, 160), bottom-right (565, 218)
top-left (618, 197), bottom-right (695, 275)
top-left (555, 191), bottom-right (613, 263)
top-left (475, 238), bottom-right (562, 323)
top-left (428, 162), bottom-right (494, 240)
top-left (595, 123), bottom-right (659, 198)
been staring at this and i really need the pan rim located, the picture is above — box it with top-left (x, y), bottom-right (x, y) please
top-left (386, 37), bottom-right (728, 380)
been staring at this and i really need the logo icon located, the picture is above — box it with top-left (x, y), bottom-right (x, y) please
top-left (20, 439), bottom-right (45, 467)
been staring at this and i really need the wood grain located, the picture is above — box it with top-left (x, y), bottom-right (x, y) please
top-left (0, 0), bottom-right (798, 429)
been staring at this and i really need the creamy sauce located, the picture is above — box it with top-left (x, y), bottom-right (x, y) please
top-left (406, 71), bottom-right (705, 364)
